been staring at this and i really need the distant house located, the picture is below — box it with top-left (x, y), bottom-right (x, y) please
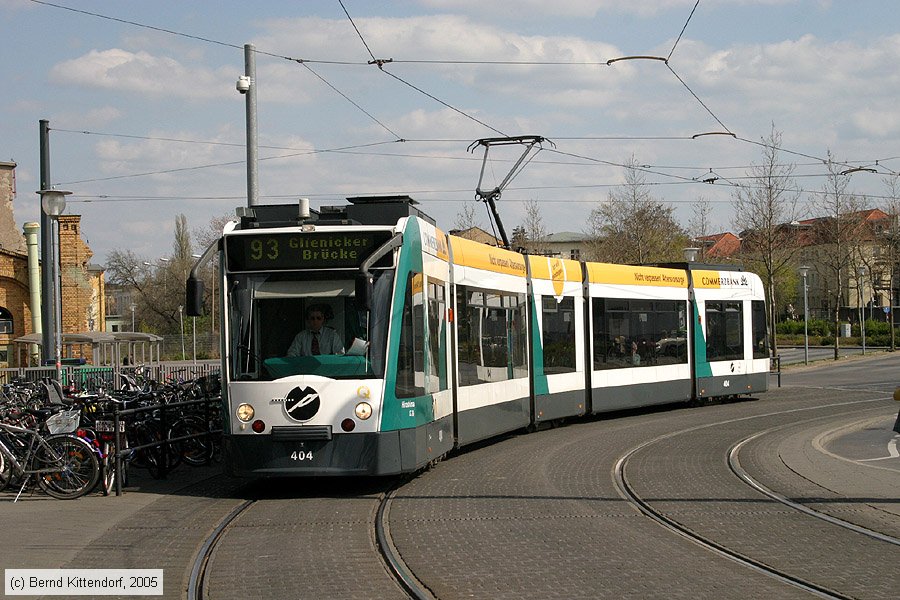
top-left (537, 232), bottom-right (590, 260)
top-left (695, 232), bottom-right (742, 260)
top-left (449, 226), bottom-right (502, 246)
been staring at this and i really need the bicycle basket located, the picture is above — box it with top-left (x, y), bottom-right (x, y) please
top-left (45, 410), bottom-right (80, 434)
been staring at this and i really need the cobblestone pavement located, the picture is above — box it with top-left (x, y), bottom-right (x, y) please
top-left (387, 387), bottom-right (899, 599)
top-left (2, 378), bottom-right (897, 599)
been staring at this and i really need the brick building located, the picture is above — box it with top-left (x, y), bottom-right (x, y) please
top-left (58, 214), bottom-right (105, 336)
top-left (0, 162), bottom-right (105, 366)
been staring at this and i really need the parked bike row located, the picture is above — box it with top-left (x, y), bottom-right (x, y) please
top-left (0, 370), bottom-right (222, 500)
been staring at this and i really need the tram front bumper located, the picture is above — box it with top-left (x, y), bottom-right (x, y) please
top-left (223, 430), bottom-right (404, 477)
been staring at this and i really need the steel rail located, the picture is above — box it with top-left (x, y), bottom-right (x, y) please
top-left (187, 499), bottom-right (255, 600)
top-left (611, 400), bottom-right (890, 600)
top-left (375, 485), bottom-right (437, 600)
top-left (729, 429), bottom-right (900, 547)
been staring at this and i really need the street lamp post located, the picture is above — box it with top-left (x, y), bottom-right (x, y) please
top-left (799, 266), bottom-right (810, 365)
top-left (38, 189), bottom-right (70, 381)
top-left (178, 305), bottom-right (185, 360)
top-left (130, 303), bottom-right (136, 332)
top-left (858, 266), bottom-right (867, 355)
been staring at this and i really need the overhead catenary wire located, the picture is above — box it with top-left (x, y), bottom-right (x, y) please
top-left (29, 0), bottom-right (899, 213)
top-left (336, 0), bottom-right (508, 137)
top-left (668, 0), bottom-right (701, 61)
top-left (51, 125), bottom-right (897, 191)
top-left (30, 0), bottom-right (860, 178)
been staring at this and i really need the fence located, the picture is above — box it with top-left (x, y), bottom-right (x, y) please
top-left (0, 362), bottom-right (219, 392)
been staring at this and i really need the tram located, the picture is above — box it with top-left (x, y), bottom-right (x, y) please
top-left (187, 196), bottom-right (769, 477)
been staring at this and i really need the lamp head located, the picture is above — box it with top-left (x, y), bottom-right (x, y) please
top-left (37, 189), bottom-right (72, 216)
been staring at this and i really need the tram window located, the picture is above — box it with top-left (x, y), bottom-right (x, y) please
top-left (592, 297), bottom-right (688, 370)
top-left (542, 296), bottom-right (576, 373)
top-left (396, 273), bottom-right (426, 398)
top-left (752, 300), bottom-right (768, 359)
top-left (456, 286), bottom-right (527, 386)
top-left (509, 294), bottom-right (528, 379)
top-left (706, 301), bottom-right (744, 361)
top-left (425, 280), bottom-right (448, 393)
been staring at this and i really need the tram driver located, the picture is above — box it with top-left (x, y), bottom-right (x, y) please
top-left (287, 304), bottom-right (345, 357)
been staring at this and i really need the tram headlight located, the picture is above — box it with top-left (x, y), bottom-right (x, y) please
top-left (236, 403), bottom-right (255, 422)
top-left (354, 402), bottom-right (373, 420)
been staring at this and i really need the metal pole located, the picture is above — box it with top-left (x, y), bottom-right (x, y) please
top-left (39, 120), bottom-right (55, 365)
top-left (859, 274), bottom-right (866, 355)
top-left (179, 305), bottom-right (185, 360)
top-left (53, 216), bottom-right (63, 380)
top-left (802, 272), bottom-right (809, 365)
top-left (244, 43), bottom-right (259, 207)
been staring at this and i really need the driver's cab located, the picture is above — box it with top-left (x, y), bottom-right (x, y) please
top-left (228, 270), bottom-right (392, 381)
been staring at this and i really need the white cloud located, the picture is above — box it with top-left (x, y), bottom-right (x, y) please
top-left (49, 49), bottom-right (234, 100)
top-left (416, 0), bottom-right (797, 19)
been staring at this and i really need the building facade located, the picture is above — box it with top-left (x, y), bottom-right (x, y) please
top-left (0, 162), bottom-right (105, 365)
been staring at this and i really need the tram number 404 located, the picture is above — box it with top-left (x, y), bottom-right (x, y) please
top-left (291, 450), bottom-right (314, 461)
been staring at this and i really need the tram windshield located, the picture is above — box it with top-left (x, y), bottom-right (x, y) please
top-left (226, 269), bottom-right (394, 381)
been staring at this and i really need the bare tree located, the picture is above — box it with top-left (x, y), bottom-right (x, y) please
top-left (731, 125), bottom-right (803, 356)
top-left (453, 202), bottom-right (481, 231)
top-left (194, 213), bottom-right (234, 251)
top-left (688, 196), bottom-right (713, 259)
top-left (879, 174), bottom-right (900, 349)
top-left (586, 155), bottom-right (688, 263)
top-left (810, 151), bottom-right (868, 359)
top-left (522, 199), bottom-right (548, 254)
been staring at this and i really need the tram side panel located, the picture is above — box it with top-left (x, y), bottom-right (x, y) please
top-left (691, 270), bottom-right (769, 398)
top-left (586, 263), bottom-right (693, 413)
top-left (449, 237), bottom-right (531, 447)
top-left (380, 218), bottom-right (455, 472)
top-left (527, 256), bottom-right (587, 423)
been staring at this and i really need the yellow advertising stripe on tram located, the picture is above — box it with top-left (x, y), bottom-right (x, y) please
top-left (420, 224), bottom-right (450, 261)
top-left (527, 256), bottom-right (583, 282)
top-left (449, 236), bottom-right (527, 277)
top-left (586, 262), bottom-right (688, 287)
top-left (692, 270), bottom-right (752, 289)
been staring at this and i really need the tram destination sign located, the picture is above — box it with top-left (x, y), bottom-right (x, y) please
top-left (225, 230), bottom-right (394, 272)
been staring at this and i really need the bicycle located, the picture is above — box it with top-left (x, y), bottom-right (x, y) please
top-left (0, 409), bottom-right (100, 500)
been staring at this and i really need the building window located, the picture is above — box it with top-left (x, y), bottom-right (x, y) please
top-left (0, 307), bottom-right (13, 334)
top-left (570, 249), bottom-right (581, 260)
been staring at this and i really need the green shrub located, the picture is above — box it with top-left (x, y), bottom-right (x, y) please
top-left (777, 319), bottom-right (830, 336)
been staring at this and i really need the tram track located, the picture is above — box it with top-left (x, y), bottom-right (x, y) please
top-left (729, 429), bottom-right (900, 548)
top-left (612, 398), bottom-right (895, 600)
top-left (186, 480), bottom-right (431, 600)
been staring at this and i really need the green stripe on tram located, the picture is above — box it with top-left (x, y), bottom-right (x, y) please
top-left (381, 218), bottom-right (431, 432)
top-left (530, 293), bottom-right (549, 396)
top-left (692, 302), bottom-right (713, 378)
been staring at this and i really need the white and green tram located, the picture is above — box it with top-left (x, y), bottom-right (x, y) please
top-left (187, 196), bottom-right (769, 477)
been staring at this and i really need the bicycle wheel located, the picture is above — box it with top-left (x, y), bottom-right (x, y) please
top-left (131, 419), bottom-right (180, 479)
top-left (169, 416), bottom-right (213, 466)
top-left (0, 450), bottom-right (9, 492)
top-left (100, 441), bottom-right (130, 495)
top-left (100, 442), bottom-right (114, 496)
top-left (35, 434), bottom-right (100, 499)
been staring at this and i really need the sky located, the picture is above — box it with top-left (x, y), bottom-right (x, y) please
top-left (2, 0), bottom-right (900, 267)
